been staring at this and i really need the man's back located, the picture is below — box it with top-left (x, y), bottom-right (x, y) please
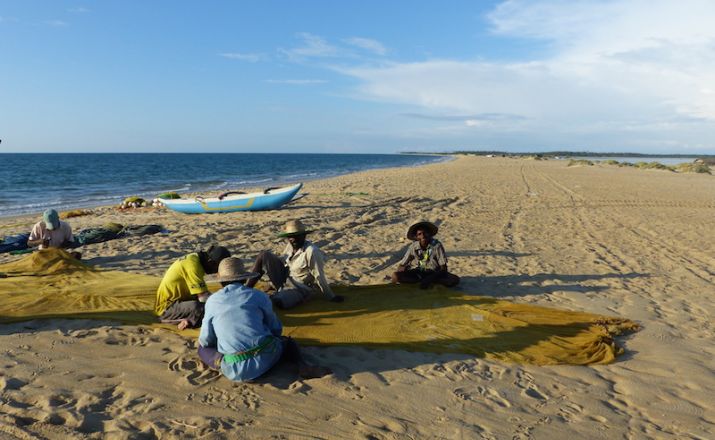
top-left (201, 283), bottom-right (283, 381)
top-left (154, 253), bottom-right (206, 315)
top-left (203, 284), bottom-right (282, 354)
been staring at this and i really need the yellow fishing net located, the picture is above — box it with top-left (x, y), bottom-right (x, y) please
top-left (0, 248), bottom-right (159, 324)
top-left (0, 249), bottom-right (638, 365)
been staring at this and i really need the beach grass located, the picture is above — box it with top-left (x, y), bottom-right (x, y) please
top-left (674, 162), bottom-right (712, 174)
top-left (633, 161), bottom-right (673, 171)
top-left (567, 159), bottom-right (594, 166)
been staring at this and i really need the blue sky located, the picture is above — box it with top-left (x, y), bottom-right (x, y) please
top-left (1, 0), bottom-right (714, 153)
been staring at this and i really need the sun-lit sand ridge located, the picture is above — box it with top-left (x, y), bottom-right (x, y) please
top-left (0, 156), bottom-right (713, 439)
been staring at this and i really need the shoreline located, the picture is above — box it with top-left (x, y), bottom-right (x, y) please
top-left (1, 155), bottom-right (713, 438)
top-left (0, 153), bottom-right (453, 220)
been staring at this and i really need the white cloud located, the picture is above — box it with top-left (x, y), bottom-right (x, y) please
top-left (402, 112), bottom-right (526, 122)
top-left (219, 52), bottom-right (266, 62)
top-left (67, 7), bottom-right (90, 13)
top-left (332, 0), bottom-right (715, 151)
top-left (264, 79), bottom-right (327, 85)
top-left (344, 37), bottom-right (387, 55)
top-left (280, 32), bottom-right (340, 60)
top-left (44, 20), bottom-right (68, 27)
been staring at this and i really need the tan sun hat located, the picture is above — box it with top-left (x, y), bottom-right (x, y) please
top-left (276, 219), bottom-right (314, 238)
top-left (406, 220), bottom-right (438, 241)
top-left (217, 257), bottom-right (259, 283)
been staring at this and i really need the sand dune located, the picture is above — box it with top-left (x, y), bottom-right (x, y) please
top-left (1, 156), bottom-right (713, 439)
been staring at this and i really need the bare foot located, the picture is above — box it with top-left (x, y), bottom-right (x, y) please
top-left (177, 319), bottom-right (190, 330)
top-left (298, 364), bottom-right (332, 379)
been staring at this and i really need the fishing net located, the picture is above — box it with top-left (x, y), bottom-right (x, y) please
top-left (0, 249), bottom-right (638, 365)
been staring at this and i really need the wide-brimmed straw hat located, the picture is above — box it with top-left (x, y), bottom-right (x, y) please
top-left (217, 257), bottom-right (259, 283)
top-left (406, 221), bottom-right (438, 241)
top-left (276, 219), bottom-right (314, 238)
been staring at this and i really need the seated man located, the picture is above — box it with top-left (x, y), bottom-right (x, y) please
top-left (198, 257), bottom-right (332, 382)
top-left (154, 245), bottom-right (231, 330)
top-left (391, 221), bottom-right (460, 289)
top-left (27, 209), bottom-right (75, 249)
top-left (247, 219), bottom-right (344, 309)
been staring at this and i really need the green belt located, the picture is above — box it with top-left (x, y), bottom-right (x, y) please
top-left (223, 337), bottom-right (277, 364)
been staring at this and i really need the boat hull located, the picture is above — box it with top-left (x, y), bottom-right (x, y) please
top-left (159, 183), bottom-right (302, 214)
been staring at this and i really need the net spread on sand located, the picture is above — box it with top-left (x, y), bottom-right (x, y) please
top-left (0, 249), bottom-right (638, 365)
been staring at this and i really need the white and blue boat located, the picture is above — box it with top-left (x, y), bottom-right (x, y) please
top-left (159, 183), bottom-right (302, 214)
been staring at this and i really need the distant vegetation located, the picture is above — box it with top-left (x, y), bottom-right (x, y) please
top-left (634, 161), bottom-right (671, 170)
top-left (402, 150), bottom-right (715, 161)
top-left (400, 150), bottom-right (714, 174)
top-left (566, 158), bottom-right (711, 174)
top-left (436, 150), bottom-right (713, 158)
top-left (673, 163), bottom-right (712, 174)
top-left (567, 159), bottom-right (594, 167)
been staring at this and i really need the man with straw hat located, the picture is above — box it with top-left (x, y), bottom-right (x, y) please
top-left (247, 219), bottom-right (344, 309)
top-left (391, 220), bottom-right (460, 289)
top-left (155, 245), bottom-right (231, 330)
top-left (198, 257), bottom-right (332, 382)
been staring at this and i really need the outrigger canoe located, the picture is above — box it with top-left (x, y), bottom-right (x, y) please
top-left (159, 183), bottom-right (302, 214)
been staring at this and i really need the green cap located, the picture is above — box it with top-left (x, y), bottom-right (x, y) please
top-left (43, 209), bottom-right (60, 230)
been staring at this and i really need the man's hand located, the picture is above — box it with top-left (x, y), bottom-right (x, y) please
top-left (329, 295), bottom-right (345, 303)
top-left (177, 319), bottom-right (190, 330)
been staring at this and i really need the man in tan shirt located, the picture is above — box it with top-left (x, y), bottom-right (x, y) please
top-left (392, 220), bottom-right (460, 289)
top-left (247, 220), bottom-right (344, 309)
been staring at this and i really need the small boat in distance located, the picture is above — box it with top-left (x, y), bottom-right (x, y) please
top-left (159, 183), bottom-right (302, 214)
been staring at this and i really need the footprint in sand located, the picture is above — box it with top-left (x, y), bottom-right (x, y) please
top-left (199, 386), bottom-right (261, 411)
top-left (340, 383), bottom-right (366, 400)
top-left (453, 386), bottom-right (512, 408)
top-left (168, 354), bottom-right (222, 386)
top-left (557, 401), bottom-right (584, 422)
top-left (351, 414), bottom-right (408, 439)
top-left (0, 377), bottom-right (28, 391)
top-left (514, 369), bottom-right (548, 401)
top-left (287, 381), bottom-right (312, 395)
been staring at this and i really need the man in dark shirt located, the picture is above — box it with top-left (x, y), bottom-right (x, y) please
top-left (391, 221), bottom-right (460, 289)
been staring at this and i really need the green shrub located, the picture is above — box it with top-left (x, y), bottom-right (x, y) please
top-left (675, 163), bottom-right (712, 174)
top-left (603, 160), bottom-right (620, 166)
top-left (60, 209), bottom-right (93, 219)
top-left (634, 161), bottom-right (671, 171)
top-left (123, 196), bottom-right (145, 204)
top-left (157, 192), bottom-right (182, 199)
top-left (567, 159), bottom-right (594, 167)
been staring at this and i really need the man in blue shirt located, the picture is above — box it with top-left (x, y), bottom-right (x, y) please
top-left (198, 257), bottom-right (332, 382)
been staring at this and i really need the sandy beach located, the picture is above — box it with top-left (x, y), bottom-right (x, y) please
top-left (0, 155), bottom-right (713, 439)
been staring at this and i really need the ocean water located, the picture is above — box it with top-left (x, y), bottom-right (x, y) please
top-left (0, 153), bottom-right (446, 218)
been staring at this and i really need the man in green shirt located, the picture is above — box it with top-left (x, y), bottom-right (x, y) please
top-left (155, 245), bottom-right (231, 330)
